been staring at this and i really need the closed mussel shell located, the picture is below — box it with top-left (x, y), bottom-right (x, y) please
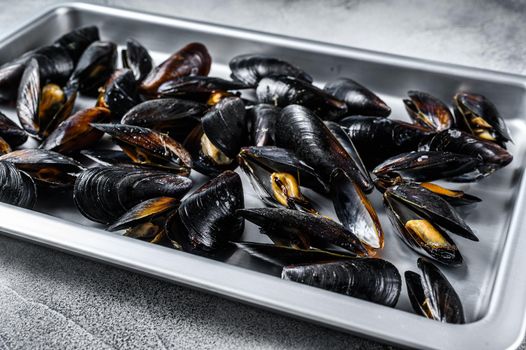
top-left (247, 104), bottom-right (279, 147)
top-left (157, 76), bottom-right (248, 103)
top-left (100, 69), bottom-right (141, 119)
top-left (121, 38), bottom-right (153, 83)
top-left (54, 26), bottom-right (100, 63)
top-left (0, 161), bottom-right (37, 209)
top-left (0, 111), bottom-right (27, 147)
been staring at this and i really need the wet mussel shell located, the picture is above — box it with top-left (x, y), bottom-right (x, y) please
top-left (0, 161), bottom-right (37, 209)
top-left (166, 170), bottom-right (244, 252)
top-left (282, 259), bottom-right (402, 307)
top-left (73, 166), bottom-right (192, 224)
top-left (229, 54), bottom-right (312, 87)
top-left (157, 76), bottom-right (248, 102)
top-left (257, 76), bottom-right (347, 120)
top-left (247, 104), bottom-right (279, 147)
top-left (0, 111), bottom-right (27, 147)
top-left (238, 207), bottom-right (368, 256)
top-left (405, 258), bottom-right (465, 323)
top-left (121, 38), bottom-right (153, 83)
top-left (403, 91), bottom-right (454, 131)
top-left (101, 69), bottom-right (141, 119)
top-left (17, 58), bottom-right (41, 136)
top-left (54, 26), bottom-right (100, 63)
top-left (324, 78), bottom-right (391, 117)
top-left (0, 149), bottom-right (84, 187)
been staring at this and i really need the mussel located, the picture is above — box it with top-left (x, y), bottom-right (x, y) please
top-left (404, 91), bottom-right (454, 131)
top-left (157, 76), bottom-right (247, 103)
top-left (0, 149), bottom-right (84, 187)
top-left (0, 137), bottom-right (11, 155)
top-left (66, 41), bottom-right (117, 96)
top-left (165, 170), bottom-right (244, 252)
top-left (97, 69), bottom-right (141, 119)
top-left (121, 38), bottom-right (153, 83)
top-left (229, 54), bottom-right (312, 86)
top-left (0, 111), bottom-right (28, 147)
top-left (324, 78), bottom-right (391, 117)
top-left (257, 76), bottom-right (347, 120)
top-left (282, 258), bottom-right (401, 307)
top-left (140, 43), bottom-right (212, 95)
top-left (74, 166), bottom-right (192, 224)
top-left (340, 116), bottom-right (434, 169)
top-left (40, 107), bottom-right (111, 154)
top-left (91, 123), bottom-right (193, 175)
top-left (405, 258), bottom-right (465, 323)
top-left (418, 182), bottom-right (481, 207)
top-left (53, 26), bottom-right (101, 63)
top-left (0, 161), bottom-right (37, 209)
top-left (247, 104), bottom-right (279, 147)
top-left (238, 207), bottom-right (369, 256)
top-left (453, 92), bottom-right (512, 146)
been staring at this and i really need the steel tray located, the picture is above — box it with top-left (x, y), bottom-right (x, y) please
top-left (0, 3), bottom-right (526, 349)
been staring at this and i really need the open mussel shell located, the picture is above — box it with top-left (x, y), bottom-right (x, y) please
top-left (453, 92), bottom-right (512, 145)
top-left (0, 137), bottom-right (11, 155)
top-left (168, 170), bottom-right (244, 252)
top-left (0, 149), bottom-right (84, 187)
top-left (282, 258), bottom-right (402, 307)
top-left (91, 123), bottom-right (192, 175)
top-left (99, 69), bottom-right (141, 119)
top-left (121, 38), bottom-right (153, 83)
top-left (324, 78), bottom-right (391, 117)
top-left (340, 116), bottom-right (434, 169)
top-left (74, 166), bottom-right (192, 224)
top-left (373, 151), bottom-right (480, 184)
top-left (108, 196), bottom-right (179, 232)
top-left (257, 76), bottom-right (347, 120)
top-left (17, 58), bottom-right (40, 137)
top-left (121, 98), bottom-right (206, 133)
top-left (238, 207), bottom-right (369, 256)
top-left (276, 105), bottom-right (373, 193)
top-left (404, 91), bottom-right (454, 131)
top-left (140, 42), bottom-right (212, 96)
top-left (0, 111), bottom-right (27, 147)
top-left (420, 129), bottom-right (512, 180)
top-left (37, 83), bottom-right (66, 131)
top-left (157, 76), bottom-right (248, 102)
top-left (229, 54), bottom-right (312, 86)
top-left (247, 104), bottom-right (279, 147)
top-left (54, 26), bottom-right (100, 63)
top-left (41, 107), bottom-right (110, 154)
top-left (66, 40), bottom-right (117, 96)
top-left (386, 183), bottom-right (477, 241)
top-left (0, 161), bottom-right (37, 209)
top-left (233, 242), bottom-right (356, 266)
top-left (419, 182), bottom-right (481, 207)
top-left (238, 147), bottom-right (317, 214)
top-left (405, 258), bottom-right (465, 323)
top-left (384, 192), bottom-right (462, 266)
top-left (331, 170), bottom-right (384, 251)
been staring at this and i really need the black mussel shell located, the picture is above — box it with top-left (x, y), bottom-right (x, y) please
top-left (26, 45), bottom-right (74, 86)
top-left (454, 92), bottom-right (512, 145)
top-left (0, 59), bottom-right (26, 102)
top-left (276, 105), bottom-right (373, 193)
top-left (233, 242), bottom-right (356, 266)
top-left (247, 104), bottom-right (279, 147)
top-left (404, 91), bottom-right (453, 131)
top-left (0, 149), bottom-right (84, 187)
top-left (140, 43), bottom-right (212, 95)
top-left (17, 58), bottom-right (40, 137)
top-left (74, 166), bottom-right (192, 224)
top-left (54, 26), bottom-right (100, 63)
top-left (41, 107), bottom-right (111, 154)
top-left (121, 98), bottom-right (206, 131)
top-left (340, 116), bottom-right (434, 169)
top-left (66, 41), bottom-right (117, 96)
top-left (420, 129), bottom-right (512, 179)
top-left (157, 76), bottom-right (248, 102)
top-left (384, 193), bottom-right (462, 266)
top-left (373, 151), bottom-right (480, 184)
top-left (174, 171), bottom-right (244, 251)
top-left (0, 137), bottom-right (11, 155)
top-left (121, 38), bottom-right (153, 83)
top-left (229, 54), bottom-right (312, 86)
top-left (81, 149), bottom-right (139, 166)
top-left (419, 182), bottom-right (481, 207)
top-left (324, 78), bottom-right (391, 117)
top-left (282, 259), bottom-right (401, 307)
top-left (238, 207), bottom-right (369, 256)
top-left (100, 69), bottom-right (141, 119)
top-left (386, 183), bottom-right (477, 241)
top-left (91, 123), bottom-right (192, 174)
top-left (0, 111), bottom-right (27, 147)
top-left (0, 161), bottom-right (37, 209)
top-left (202, 96), bottom-right (246, 158)
top-left (108, 196), bottom-right (179, 232)
top-left (257, 76), bottom-right (347, 120)
top-left (405, 258), bottom-right (465, 323)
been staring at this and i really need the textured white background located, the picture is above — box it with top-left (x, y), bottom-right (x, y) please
top-left (1, 1), bottom-right (525, 349)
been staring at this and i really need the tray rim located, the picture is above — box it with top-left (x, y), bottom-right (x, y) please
top-left (1, 3), bottom-right (526, 349)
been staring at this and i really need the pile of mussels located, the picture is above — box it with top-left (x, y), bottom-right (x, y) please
top-left (0, 26), bottom-right (514, 324)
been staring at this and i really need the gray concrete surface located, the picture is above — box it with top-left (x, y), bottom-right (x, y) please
top-left (1, 0), bottom-right (525, 349)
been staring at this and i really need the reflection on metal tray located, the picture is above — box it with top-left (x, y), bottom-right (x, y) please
top-left (0, 3), bottom-right (526, 349)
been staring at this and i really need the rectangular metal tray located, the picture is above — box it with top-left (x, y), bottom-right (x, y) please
top-left (1, 3), bottom-right (526, 349)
